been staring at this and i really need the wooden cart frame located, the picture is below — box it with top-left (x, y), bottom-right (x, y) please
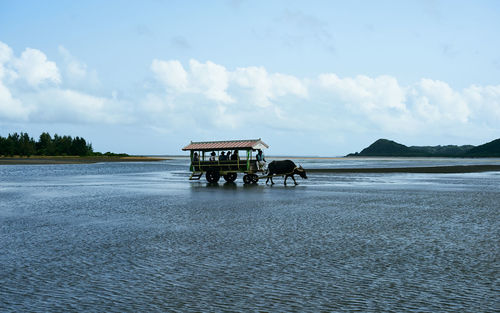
top-left (182, 139), bottom-right (269, 184)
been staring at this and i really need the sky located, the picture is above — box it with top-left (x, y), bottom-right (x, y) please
top-left (1, 0), bottom-right (499, 156)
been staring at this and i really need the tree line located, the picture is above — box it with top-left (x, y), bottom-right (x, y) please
top-left (0, 132), bottom-right (95, 157)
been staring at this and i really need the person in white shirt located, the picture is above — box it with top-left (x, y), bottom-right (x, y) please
top-left (256, 149), bottom-right (266, 171)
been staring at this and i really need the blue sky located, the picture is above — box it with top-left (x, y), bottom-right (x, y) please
top-left (1, 0), bottom-right (499, 155)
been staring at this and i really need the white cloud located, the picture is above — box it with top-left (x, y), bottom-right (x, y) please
top-left (147, 58), bottom-right (499, 142)
top-left (148, 59), bottom-right (312, 134)
top-left (0, 42), bottom-right (30, 120)
top-left (0, 41), bottom-right (123, 124)
top-left (318, 73), bottom-right (406, 112)
top-left (151, 59), bottom-right (188, 92)
top-left (410, 78), bottom-right (470, 123)
top-left (232, 66), bottom-right (273, 107)
top-left (463, 84), bottom-right (500, 122)
top-left (0, 42), bottom-right (17, 82)
top-left (13, 48), bottom-right (61, 87)
top-left (0, 82), bottom-right (30, 120)
top-left (0, 40), bottom-right (499, 154)
top-left (152, 59), bottom-right (234, 103)
top-left (233, 66), bottom-right (307, 108)
top-left (0, 41), bottom-right (13, 65)
top-left (26, 88), bottom-right (130, 124)
top-left (152, 59), bottom-right (309, 108)
top-left (189, 59), bottom-right (234, 103)
top-left (317, 73), bottom-right (413, 133)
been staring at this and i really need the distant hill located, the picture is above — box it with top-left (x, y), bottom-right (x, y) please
top-left (348, 138), bottom-right (499, 157)
top-left (354, 139), bottom-right (415, 156)
top-left (464, 139), bottom-right (500, 157)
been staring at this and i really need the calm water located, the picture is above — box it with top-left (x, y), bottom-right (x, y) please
top-left (1, 158), bottom-right (499, 312)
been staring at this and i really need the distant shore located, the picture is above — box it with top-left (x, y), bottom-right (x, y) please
top-left (308, 164), bottom-right (500, 174)
top-left (0, 156), bottom-right (167, 165)
top-left (3, 157), bottom-right (500, 173)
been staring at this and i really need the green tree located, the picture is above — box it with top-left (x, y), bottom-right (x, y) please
top-left (0, 135), bottom-right (6, 156)
top-left (70, 136), bottom-right (89, 156)
top-left (86, 142), bottom-right (94, 155)
top-left (7, 133), bottom-right (20, 156)
top-left (53, 134), bottom-right (73, 155)
top-left (36, 132), bottom-right (53, 155)
top-left (19, 132), bottom-right (36, 157)
top-left (2, 132), bottom-right (98, 157)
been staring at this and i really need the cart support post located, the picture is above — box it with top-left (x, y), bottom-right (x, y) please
top-left (246, 150), bottom-right (251, 171)
top-left (190, 150), bottom-right (193, 171)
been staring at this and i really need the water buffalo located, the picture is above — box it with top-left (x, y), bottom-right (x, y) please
top-left (265, 160), bottom-right (307, 186)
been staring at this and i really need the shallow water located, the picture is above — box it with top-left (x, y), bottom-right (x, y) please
top-left (1, 159), bottom-right (499, 312)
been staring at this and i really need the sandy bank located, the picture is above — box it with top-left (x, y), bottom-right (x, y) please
top-left (0, 156), bottom-right (167, 165)
top-left (307, 165), bottom-right (500, 174)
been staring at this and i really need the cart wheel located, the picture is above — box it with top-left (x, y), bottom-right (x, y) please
top-left (223, 173), bottom-right (237, 183)
top-left (243, 174), bottom-right (252, 184)
top-left (251, 174), bottom-right (259, 184)
top-left (206, 170), bottom-right (220, 183)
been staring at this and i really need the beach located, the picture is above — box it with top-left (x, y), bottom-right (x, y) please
top-left (2, 156), bottom-right (500, 174)
top-left (307, 164), bottom-right (500, 174)
top-left (0, 156), bottom-right (167, 165)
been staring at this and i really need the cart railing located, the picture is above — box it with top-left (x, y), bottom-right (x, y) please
top-left (191, 160), bottom-right (258, 173)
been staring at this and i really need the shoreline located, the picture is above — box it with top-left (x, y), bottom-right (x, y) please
top-left (2, 157), bottom-right (499, 173)
top-left (307, 165), bottom-right (500, 174)
top-left (0, 156), bottom-right (168, 165)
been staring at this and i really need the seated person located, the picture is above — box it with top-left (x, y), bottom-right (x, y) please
top-left (230, 150), bottom-right (239, 160)
top-left (193, 152), bottom-right (199, 162)
top-left (219, 151), bottom-right (226, 161)
top-left (256, 149), bottom-right (266, 170)
top-left (209, 151), bottom-right (216, 161)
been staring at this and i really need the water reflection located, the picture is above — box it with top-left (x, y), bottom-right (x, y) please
top-left (189, 181), bottom-right (263, 190)
top-left (222, 182), bottom-right (237, 189)
top-left (202, 182), bottom-right (243, 189)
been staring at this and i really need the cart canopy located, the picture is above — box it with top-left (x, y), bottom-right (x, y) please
top-left (182, 139), bottom-right (268, 151)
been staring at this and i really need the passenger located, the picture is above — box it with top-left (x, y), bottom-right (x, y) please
top-left (209, 151), bottom-right (216, 161)
top-left (226, 151), bottom-right (232, 160)
top-left (256, 149), bottom-right (266, 170)
top-left (193, 152), bottom-right (199, 162)
top-left (219, 151), bottom-right (226, 161)
top-left (231, 150), bottom-right (239, 160)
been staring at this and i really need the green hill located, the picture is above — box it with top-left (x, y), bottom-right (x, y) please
top-left (348, 138), bottom-right (499, 157)
top-left (408, 144), bottom-right (474, 157)
top-left (464, 139), bottom-right (500, 157)
top-left (355, 139), bottom-right (414, 156)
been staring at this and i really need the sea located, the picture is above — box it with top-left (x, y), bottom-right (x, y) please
top-left (1, 158), bottom-right (499, 312)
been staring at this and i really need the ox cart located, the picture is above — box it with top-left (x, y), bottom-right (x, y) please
top-left (182, 139), bottom-right (269, 184)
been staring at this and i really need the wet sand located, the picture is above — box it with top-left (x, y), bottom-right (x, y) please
top-left (0, 156), bottom-right (167, 165)
top-left (2, 161), bottom-right (498, 312)
top-left (2, 157), bottom-right (499, 173)
top-left (308, 164), bottom-right (500, 174)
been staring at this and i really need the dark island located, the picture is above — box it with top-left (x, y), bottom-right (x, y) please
top-left (347, 138), bottom-right (500, 158)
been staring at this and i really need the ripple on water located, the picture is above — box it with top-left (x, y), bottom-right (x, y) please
top-left (0, 161), bottom-right (499, 312)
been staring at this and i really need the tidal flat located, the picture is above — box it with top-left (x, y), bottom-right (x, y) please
top-left (0, 156), bottom-right (166, 165)
top-left (1, 158), bottom-right (498, 312)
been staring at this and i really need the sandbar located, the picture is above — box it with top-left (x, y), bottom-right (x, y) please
top-left (0, 156), bottom-right (167, 165)
top-left (307, 165), bottom-right (500, 174)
